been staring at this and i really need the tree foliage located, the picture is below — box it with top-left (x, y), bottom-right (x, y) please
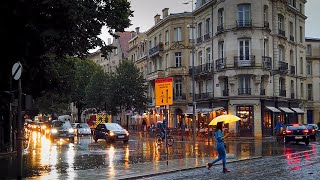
top-left (0, 0), bottom-right (133, 99)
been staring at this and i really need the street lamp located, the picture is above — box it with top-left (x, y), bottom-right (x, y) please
top-left (184, 0), bottom-right (196, 142)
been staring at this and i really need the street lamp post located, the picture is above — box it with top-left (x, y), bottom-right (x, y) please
top-left (184, 0), bottom-right (196, 142)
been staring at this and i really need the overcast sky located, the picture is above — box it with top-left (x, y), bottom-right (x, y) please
top-left (99, 0), bottom-right (320, 43)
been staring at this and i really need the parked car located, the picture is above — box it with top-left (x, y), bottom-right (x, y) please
top-left (93, 123), bottom-right (129, 143)
top-left (29, 122), bottom-right (40, 132)
top-left (283, 124), bottom-right (309, 145)
top-left (304, 124), bottom-right (318, 141)
top-left (50, 120), bottom-right (75, 143)
top-left (74, 123), bottom-right (91, 136)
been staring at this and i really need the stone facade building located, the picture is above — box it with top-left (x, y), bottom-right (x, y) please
top-left (305, 37), bottom-right (320, 125)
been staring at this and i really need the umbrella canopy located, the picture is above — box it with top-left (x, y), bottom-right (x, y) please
top-left (209, 114), bottom-right (240, 126)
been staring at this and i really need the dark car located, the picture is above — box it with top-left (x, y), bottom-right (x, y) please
top-left (50, 120), bottom-right (75, 143)
top-left (304, 124), bottom-right (318, 141)
top-left (283, 124), bottom-right (309, 145)
top-left (93, 123), bottom-right (129, 143)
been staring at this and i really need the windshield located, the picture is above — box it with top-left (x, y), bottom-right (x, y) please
top-left (106, 123), bottom-right (123, 131)
top-left (52, 121), bottom-right (65, 127)
top-left (80, 123), bottom-right (89, 128)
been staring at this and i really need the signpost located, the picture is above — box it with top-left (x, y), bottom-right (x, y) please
top-left (155, 78), bottom-right (173, 165)
top-left (12, 62), bottom-right (23, 179)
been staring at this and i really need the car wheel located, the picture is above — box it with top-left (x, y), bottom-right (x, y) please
top-left (123, 140), bottom-right (129, 143)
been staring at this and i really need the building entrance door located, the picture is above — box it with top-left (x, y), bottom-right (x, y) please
top-left (237, 106), bottom-right (253, 137)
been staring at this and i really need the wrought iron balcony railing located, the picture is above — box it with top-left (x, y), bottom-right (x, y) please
top-left (290, 35), bottom-right (295, 42)
top-left (149, 42), bottom-right (164, 56)
top-left (279, 61), bottom-right (289, 71)
top-left (260, 89), bottom-right (266, 95)
top-left (216, 58), bottom-right (226, 71)
top-left (236, 20), bottom-right (252, 28)
top-left (238, 88), bottom-right (251, 95)
top-left (204, 33), bottom-right (211, 41)
top-left (278, 29), bottom-right (286, 37)
top-left (217, 24), bottom-right (224, 33)
top-left (195, 92), bottom-right (213, 100)
top-left (279, 90), bottom-right (286, 97)
top-left (262, 56), bottom-right (272, 70)
top-left (196, 36), bottom-right (203, 44)
top-left (234, 56), bottom-right (255, 68)
top-left (223, 89), bottom-right (229, 96)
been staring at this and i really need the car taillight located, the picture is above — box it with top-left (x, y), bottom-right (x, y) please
top-left (312, 129), bottom-right (315, 133)
top-left (284, 130), bottom-right (292, 134)
top-left (303, 129), bottom-right (309, 133)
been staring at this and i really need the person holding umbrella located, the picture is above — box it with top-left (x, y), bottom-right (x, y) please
top-left (207, 121), bottom-right (230, 173)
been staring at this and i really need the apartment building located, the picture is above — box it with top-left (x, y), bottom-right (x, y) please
top-left (88, 31), bottom-right (131, 73)
top-left (192, 0), bottom-right (307, 137)
top-left (305, 38), bottom-right (320, 125)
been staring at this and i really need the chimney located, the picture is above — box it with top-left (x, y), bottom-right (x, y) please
top-left (162, 8), bottom-right (169, 19)
top-left (135, 27), bottom-right (140, 35)
top-left (154, 14), bottom-right (161, 24)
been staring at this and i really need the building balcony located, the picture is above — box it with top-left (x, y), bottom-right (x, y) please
top-left (217, 24), bottom-right (224, 34)
top-left (262, 56), bottom-right (272, 70)
top-left (264, 21), bottom-right (269, 28)
top-left (291, 93), bottom-right (295, 99)
top-left (216, 58), bottom-right (226, 71)
top-left (196, 36), bottom-right (203, 44)
top-left (234, 56), bottom-right (255, 68)
top-left (238, 88), bottom-right (251, 95)
top-left (146, 70), bottom-right (165, 81)
top-left (189, 63), bottom-right (212, 76)
top-left (290, 65), bottom-right (295, 75)
top-left (279, 61), bottom-right (289, 72)
top-left (167, 66), bottom-right (188, 76)
top-left (194, 92), bottom-right (213, 101)
top-left (173, 93), bottom-right (186, 101)
top-left (204, 33), bottom-right (211, 41)
top-left (236, 20), bottom-right (252, 28)
top-left (222, 89), bottom-right (229, 96)
top-left (260, 89), bottom-right (266, 95)
top-left (290, 35), bottom-right (295, 42)
top-left (278, 29), bottom-right (286, 37)
top-left (149, 42), bottom-right (164, 57)
top-left (279, 90), bottom-right (286, 97)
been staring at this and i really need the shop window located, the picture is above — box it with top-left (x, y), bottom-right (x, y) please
top-left (237, 106), bottom-right (253, 137)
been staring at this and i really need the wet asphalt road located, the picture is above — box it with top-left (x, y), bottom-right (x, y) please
top-left (0, 131), bottom-right (318, 179)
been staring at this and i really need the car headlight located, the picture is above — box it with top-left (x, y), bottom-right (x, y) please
top-left (41, 125), bottom-right (46, 129)
top-left (125, 130), bottom-right (129, 136)
top-left (51, 129), bottom-right (58, 134)
top-left (68, 128), bottom-right (75, 133)
top-left (109, 131), bottom-right (114, 136)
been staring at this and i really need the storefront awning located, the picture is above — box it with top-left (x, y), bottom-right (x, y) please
top-left (279, 107), bottom-right (294, 113)
top-left (212, 107), bottom-right (224, 111)
top-left (291, 108), bottom-right (304, 114)
top-left (265, 106), bottom-right (281, 113)
top-left (198, 108), bottom-right (212, 113)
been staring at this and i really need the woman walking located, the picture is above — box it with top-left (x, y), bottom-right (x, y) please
top-left (207, 122), bottom-right (230, 173)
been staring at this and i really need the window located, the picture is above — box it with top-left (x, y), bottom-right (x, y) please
top-left (301, 83), bottom-right (304, 98)
top-left (114, 48), bottom-right (118, 55)
top-left (291, 80), bottom-right (294, 96)
top-left (300, 57), bottom-right (303, 74)
top-left (154, 36), bottom-right (157, 47)
top-left (174, 27), bottom-right (182, 42)
top-left (165, 54), bottom-right (169, 69)
top-left (299, 3), bottom-right (303, 13)
top-left (175, 79), bottom-right (183, 97)
top-left (239, 76), bottom-right (251, 95)
top-left (159, 34), bottom-right (162, 43)
top-left (218, 8), bottom-right (224, 26)
top-left (279, 78), bottom-right (285, 91)
top-left (198, 51), bottom-right (203, 65)
top-left (198, 81), bottom-right (203, 94)
top-left (307, 62), bottom-right (312, 76)
top-left (197, 22), bottom-right (203, 38)
top-left (206, 48), bottom-right (211, 63)
top-left (148, 61), bottom-right (152, 73)
top-left (239, 39), bottom-right (251, 60)
top-left (288, 0), bottom-right (296, 8)
top-left (264, 5), bottom-right (268, 22)
top-left (290, 50), bottom-right (294, 65)
top-left (237, 4), bottom-right (251, 26)
top-left (218, 41), bottom-right (224, 58)
top-left (165, 30), bottom-right (169, 44)
top-left (289, 21), bottom-right (293, 36)
top-left (149, 40), bottom-right (152, 49)
top-left (308, 84), bottom-right (313, 100)
top-left (278, 15), bottom-right (284, 30)
top-left (278, 45), bottom-right (284, 62)
top-left (189, 27), bottom-right (195, 40)
top-left (175, 52), bottom-right (182, 67)
top-left (205, 18), bottom-right (210, 34)
top-left (300, 26), bottom-right (303, 43)
top-left (307, 44), bottom-right (312, 56)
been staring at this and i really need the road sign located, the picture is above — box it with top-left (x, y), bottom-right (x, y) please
top-left (12, 62), bottom-right (23, 80)
top-left (155, 77), bottom-right (173, 106)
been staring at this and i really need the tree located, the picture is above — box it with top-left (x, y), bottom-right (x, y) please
top-left (113, 61), bottom-right (147, 113)
top-left (0, 0), bottom-right (133, 100)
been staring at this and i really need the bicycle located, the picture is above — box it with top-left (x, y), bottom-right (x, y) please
top-left (156, 129), bottom-right (174, 146)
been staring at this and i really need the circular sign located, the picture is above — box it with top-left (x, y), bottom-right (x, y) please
top-left (12, 62), bottom-right (23, 80)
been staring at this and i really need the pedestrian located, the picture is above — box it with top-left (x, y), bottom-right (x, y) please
top-left (142, 119), bottom-right (147, 132)
top-left (207, 122), bottom-right (230, 173)
top-left (274, 120), bottom-right (282, 135)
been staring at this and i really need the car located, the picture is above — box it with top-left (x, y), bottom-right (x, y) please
top-left (93, 123), bottom-right (129, 143)
top-left (283, 124), bottom-right (309, 145)
top-left (28, 122), bottom-right (40, 132)
top-left (73, 123), bottom-right (91, 136)
top-left (304, 124), bottom-right (318, 141)
top-left (50, 120), bottom-right (75, 143)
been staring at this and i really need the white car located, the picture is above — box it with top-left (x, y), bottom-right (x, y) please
top-left (74, 123), bottom-right (91, 136)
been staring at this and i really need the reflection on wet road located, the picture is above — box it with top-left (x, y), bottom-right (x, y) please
top-left (0, 131), bottom-right (317, 179)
